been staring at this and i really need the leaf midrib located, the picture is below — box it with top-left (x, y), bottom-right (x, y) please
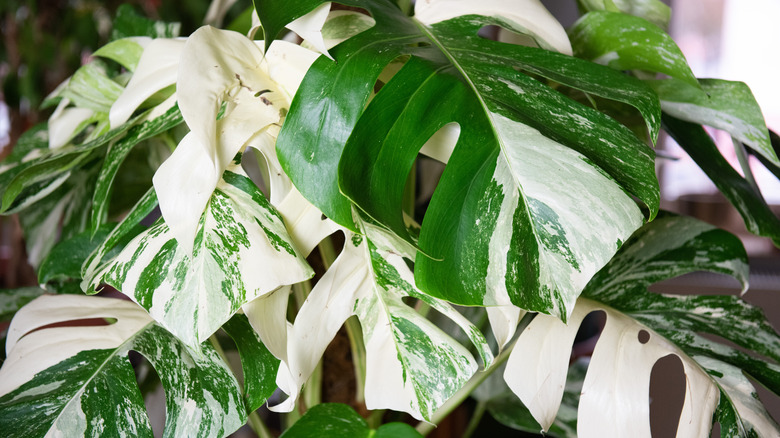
top-left (46, 320), bottom-right (155, 436)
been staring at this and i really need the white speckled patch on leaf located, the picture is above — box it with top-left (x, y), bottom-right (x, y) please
top-left (0, 295), bottom-right (246, 438)
top-left (272, 216), bottom-right (489, 421)
top-left (87, 162), bottom-right (313, 348)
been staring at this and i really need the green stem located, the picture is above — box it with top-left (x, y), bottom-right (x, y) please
top-left (462, 400), bottom-right (487, 438)
top-left (396, 0), bottom-right (413, 15)
top-left (303, 358), bottom-right (323, 409)
top-left (366, 409), bottom-right (386, 429)
top-left (734, 137), bottom-right (763, 196)
top-left (248, 410), bottom-right (273, 438)
top-left (415, 339), bottom-right (516, 436)
top-left (345, 315), bottom-right (367, 402)
top-left (318, 237), bottom-right (338, 270)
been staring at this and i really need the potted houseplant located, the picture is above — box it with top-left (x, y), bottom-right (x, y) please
top-left (1, 1), bottom-right (779, 436)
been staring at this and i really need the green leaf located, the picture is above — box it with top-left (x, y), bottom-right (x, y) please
top-left (91, 104), bottom-right (183, 233)
top-left (87, 161), bottom-right (314, 348)
top-left (0, 295), bottom-right (246, 438)
top-left (93, 38), bottom-right (148, 72)
top-left (578, 0), bottom-right (671, 29)
top-left (663, 114), bottom-right (780, 245)
top-left (507, 214), bottom-right (780, 436)
top-left (221, 313), bottom-right (280, 412)
top-left (110, 4), bottom-right (181, 41)
top-left (648, 78), bottom-right (778, 167)
top-left (38, 224), bottom-right (116, 284)
top-left (279, 403), bottom-right (422, 438)
top-left (273, 0), bottom-right (659, 320)
top-left (276, 215), bottom-right (490, 421)
top-left (569, 11), bottom-right (697, 87)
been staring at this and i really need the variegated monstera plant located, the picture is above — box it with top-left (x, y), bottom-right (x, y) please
top-left (1, 1), bottom-right (779, 437)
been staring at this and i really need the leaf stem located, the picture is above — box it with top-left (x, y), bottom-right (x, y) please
top-left (415, 338), bottom-right (516, 436)
top-left (734, 137), bottom-right (763, 196)
top-left (462, 400), bottom-right (487, 438)
top-left (345, 315), bottom-right (367, 402)
top-left (247, 410), bottom-right (273, 438)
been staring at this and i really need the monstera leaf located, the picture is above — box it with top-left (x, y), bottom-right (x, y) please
top-left (0, 295), bottom-right (247, 438)
top-left (85, 159), bottom-right (313, 348)
top-left (505, 214), bottom-right (780, 437)
top-left (264, 0), bottom-right (662, 320)
top-left (269, 213), bottom-right (492, 421)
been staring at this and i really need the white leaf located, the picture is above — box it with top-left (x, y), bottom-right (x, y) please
top-left (285, 2), bottom-right (334, 60)
top-left (414, 0), bottom-right (573, 55)
top-left (110, 38), bottom-right (185, 128)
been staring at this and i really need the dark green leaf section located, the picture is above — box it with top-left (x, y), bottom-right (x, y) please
top-left (38, 224), bottom-right (116, 283)
top-left (583, 214), bottom-right (780, 435)
top-left (272, 0), bottom-right (658, 316)
top-left (91, 105), bottom-right (183, 233)
top-left (662, 115), bottom-right (780, 246)
top-left (279, 403), bottom-right (422, 438)
top-left (569, 11), bottom-right (697, 87)
top-left (110, 4), bottom-right (181, 41)
top-left (0, 350), bottom-right (153, 438)
top-left (253, 0), bottom-right (329, 50)
top-left (222, 313), bottom-right (280, 412)
top-left (276, 0), bottom-right (419, 230)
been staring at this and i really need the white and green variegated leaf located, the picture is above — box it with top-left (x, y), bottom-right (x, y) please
top-left (93, 37), bottom-right (151, 72)
top-left (506, 215), bottom-right (780, 437)
top-left (578, 0), bottom-right (670, 29)
top-left (151, 26), bottom-right (318, 253)
top-left (86, 160), bottom-right (313, 348)
top-left (414, 0), bottom-right (572, 55)
top-left (221, 313), bottom-right (281, 412)
top-left (109, 38), bottom-right (185, 128)
top-left (0, 109), bottom-right (150, 214)
top-left (91, 104), bottom-right (183, 233)
top-left (648, 78), bottom-right (778, 166)
top-left (0, 294), bottom-right (246, 438)
top-left (60, 63), bottom-right (124, 114)
top-left (17, 162), bottom-right (98, 268)
top-left (273, 214), bottom-right (491, 421)
top-left (569, 11), bottom-right (696, 86)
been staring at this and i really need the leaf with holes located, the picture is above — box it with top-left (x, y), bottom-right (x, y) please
top-left (273, 214), bottom-right (492, 421)
top-left (506, 214), bottom-right (780, 436)
top-left (0, 294), bottom-right (246, 438)
top-left (85, 159), bottom-right (313, 348)
top-left (265, 0), bottom-right (660, 321)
